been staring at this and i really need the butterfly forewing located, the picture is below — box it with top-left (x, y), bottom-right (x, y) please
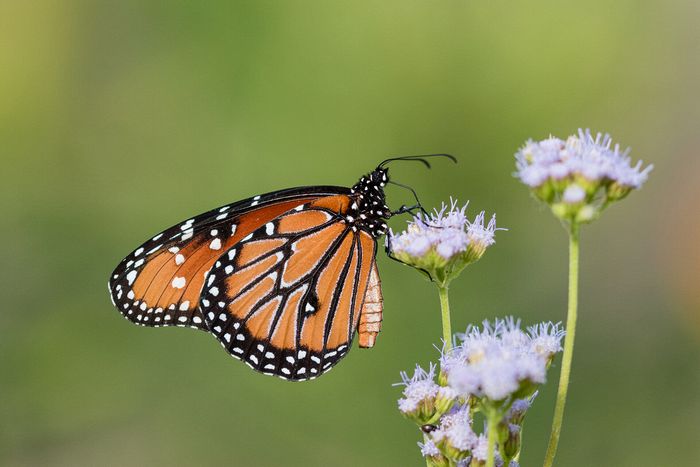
top-left (108, 187), bottom-right (348, 330)
top-left (200, 195), bottom-right (378, 380)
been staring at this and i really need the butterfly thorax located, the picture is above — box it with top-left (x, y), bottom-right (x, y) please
top-left (347, 168), bottom-right (390, 238)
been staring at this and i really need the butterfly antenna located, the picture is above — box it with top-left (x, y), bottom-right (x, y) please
top-left (379, 153), bottom-right (457, 169)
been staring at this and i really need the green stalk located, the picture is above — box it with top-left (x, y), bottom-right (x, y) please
top-left (543, 223), bottom-right (580, 467)
top-left (438, 284), bottom-right (452, 351)
top-left (486, 409), bottom-right (499, 467)
top-left (423, 434), bottom-right (431, 467)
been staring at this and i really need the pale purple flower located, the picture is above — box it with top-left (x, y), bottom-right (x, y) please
top-left (396, 363), bottom-right (440, 413)
top-left (388, 199), bottom-right (501, 262)
top-left (466, 211), bottom-right (499, 249)
top-left (445, 318), bottom-right (564, 401)
top-left (471, 434), bottom-right (490, 461)
top-left (446, 422), bottom-right (479, 451)
top-left (418, 439), bottom-right (441, 457)
top-left (515, 128), bottom-right (652, 189)
top-left (430, 405), bottom-right (479, 455)
top-left (527, 322), bottom-right (565, 358)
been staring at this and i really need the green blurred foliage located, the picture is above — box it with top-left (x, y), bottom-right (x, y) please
top-left (1, 1), bottom-right (698, 466)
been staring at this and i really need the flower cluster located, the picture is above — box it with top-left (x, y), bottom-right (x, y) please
top-left (397, 318), bottom-right (563, 466)
top-left (444, 318), bottom-right (564, 401)
top-left (515, 129), bottom-right (652, 223)
top-left (388, 200), bottom-right (503, 285)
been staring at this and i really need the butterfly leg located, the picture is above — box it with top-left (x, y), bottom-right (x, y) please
top-left (391, 204), bottom-right (424, 217)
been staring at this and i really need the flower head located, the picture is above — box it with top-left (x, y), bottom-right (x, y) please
top-left (431, 405), bottom-right (479, 461)
top-left (445, 318), bottom-right (564, 402)
top-left (515, 129), bottom-right (652, 223)
top-left (396, 363), bottom-right (455, 424)
top-left (388, 200), bottom-right (503, 285)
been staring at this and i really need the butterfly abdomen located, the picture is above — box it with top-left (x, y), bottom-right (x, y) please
top-left (358, 263), bottom-right (383, 348)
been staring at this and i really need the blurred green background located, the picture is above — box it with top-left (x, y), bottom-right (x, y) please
top-left (2, 1), bottom-right (699, 466)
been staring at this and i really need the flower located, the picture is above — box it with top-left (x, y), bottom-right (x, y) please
top-left (388, 200), bottom-right (503, 285)
top-left (396, 363), bottom-right (455, 424)
top-left (527, 322), bottom-right (565, 360)
top-left (515, 129), bottom-right (652, 223)
top-left (431, 405), bottom-right (479, 461)
top-left (418, 438), bottom-right (450, 467)
top-left (419, 439), bottom-right (442, 457)
top-left (445, 318), bottom-right (564, 402)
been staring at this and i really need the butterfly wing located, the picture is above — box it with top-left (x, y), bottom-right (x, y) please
top-left (199, 195), bottom-right (379, 380)
top-left (108, 187), bottom-right (349, 330)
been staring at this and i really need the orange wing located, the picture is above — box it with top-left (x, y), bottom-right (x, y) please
top-left (200, 195), bottom-right (379, 381)
top-left (108, 187), bottom-right (350, 330)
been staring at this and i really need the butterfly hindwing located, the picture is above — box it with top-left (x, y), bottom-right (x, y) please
top-left (108, 187), bottom-right (349, 330)
top-left (200, 195), bottom-right (378, 381)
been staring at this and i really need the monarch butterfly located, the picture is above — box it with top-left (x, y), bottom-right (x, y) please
top-left (108, 155), bottom-right (455, 381)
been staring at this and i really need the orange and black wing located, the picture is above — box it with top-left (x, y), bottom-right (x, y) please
top-left (199, 195), bottom-right (379, 381)
top-left (108, 187), bottom-right (349, 330)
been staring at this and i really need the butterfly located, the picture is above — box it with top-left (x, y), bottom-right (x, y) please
top-left (108, 154), bottom-right (455, 381)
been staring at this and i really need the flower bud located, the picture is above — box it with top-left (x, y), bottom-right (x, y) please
top-left (502, 423), bottom-right (521, 460)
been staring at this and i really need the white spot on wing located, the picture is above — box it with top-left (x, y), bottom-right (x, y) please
top-left (209, 238), bottom-right (222, 250)
top-left (147, 244), bottom-right (162, 254)
top-left (172, 277), bottom-right (186, 289)
top-left (126, 270), bottom-right (137, 285)
top-left (179, 301), bottom-right (190, 311)
top-left (175, 254), bottom-right (185, 265)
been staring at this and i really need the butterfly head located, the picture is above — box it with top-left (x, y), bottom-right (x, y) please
top-left (346, 155), bottom-right (456, 238)
top-left (348, 167), bottom-right (391, 238)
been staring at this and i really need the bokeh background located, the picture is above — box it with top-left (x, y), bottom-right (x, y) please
top-left (2, 1), bottom-right (699, 466)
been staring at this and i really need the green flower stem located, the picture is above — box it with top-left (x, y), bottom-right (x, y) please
top-left (438, 284), bottom-right (452, 351)
top-left (423, 434), bottom-right (431, 467)
top-left (486, 408), bottom-right (500, 467)
top-left (543, 222), bottom-right (580, 467)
